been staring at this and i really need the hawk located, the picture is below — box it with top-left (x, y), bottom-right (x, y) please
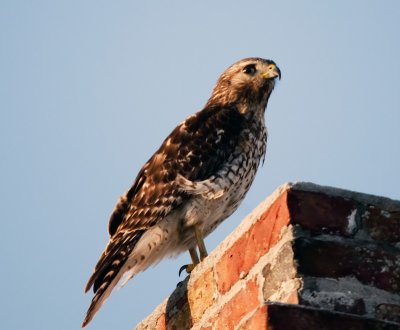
top-left (82, 57), bottom-right (281, 327)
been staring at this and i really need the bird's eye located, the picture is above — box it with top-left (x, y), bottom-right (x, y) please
top-left (243, 64), bottom-right (256, 75)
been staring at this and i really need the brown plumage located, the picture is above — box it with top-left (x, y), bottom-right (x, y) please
top-left (82, 57), bottom-right (281, 327)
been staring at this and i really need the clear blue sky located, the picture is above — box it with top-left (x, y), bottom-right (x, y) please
top-left (1, 1), bottom-right (399, 329)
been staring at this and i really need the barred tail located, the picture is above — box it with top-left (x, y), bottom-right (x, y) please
top-left (82, 230), bottom-right (144, 327)
top-left (82, 261), bottom-right (124, 327)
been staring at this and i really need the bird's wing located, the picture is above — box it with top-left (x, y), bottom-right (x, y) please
top-left (85, 104), bottom-right (244, 291)
top-left (109, 104), bottom-right (245, 235)
top-left (82, 105), bottom-right (244, 327)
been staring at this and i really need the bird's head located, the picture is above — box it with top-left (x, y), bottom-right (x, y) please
top-left (207, 58), bottom-right (281, 115)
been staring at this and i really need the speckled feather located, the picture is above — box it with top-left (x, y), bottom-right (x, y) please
top-left (84, 105), bottom-right (244, 295)
top-left (83, 58), bottom-right (280, 327)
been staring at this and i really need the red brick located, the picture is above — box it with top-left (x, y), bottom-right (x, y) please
top-left (188, 267), bottom-right (216, 323)
top-left (240, 306), bottom-right (267, 330)
top-left (285, 290), bottom-right (299, 304)
top-left (155, 313), bottom-right (166, 330)
top-left (216, 192), bottom-right (290, 293)
top-left (212, 279), bottom-right (261, 330)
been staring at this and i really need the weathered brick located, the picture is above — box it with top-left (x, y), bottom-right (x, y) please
top-left (165, 299), bottom-right (192, 330)
top-left (295, 237), bottom-right (400, 293)
top-left (364, 206), bottom-right (400, 243)
top-left (212, 279), bottom-right (260, 330)
top-left (216, 192), bottom-right (290, 294)
top-left (263, 241), bottom-right (297, 300)
top-left (376, 303), bottom-right (400, 323)
top-left (135, 183), bottom-right (400, 330)
top-left (300, 292), bottom-right (366, 316)
top-left (287, 190), bottom-right (359, 236)
top-left (267, 303), bottom-right (400, 330)
top-left (239, 306), bottom-right (267, 330)
top-left (165, 280), bottom-right (192, 330)
top-left (188, 267), bottom-right (216, 323)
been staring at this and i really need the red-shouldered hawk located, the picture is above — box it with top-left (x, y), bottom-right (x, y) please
top-left (83, 58), bottom-right (281, 327)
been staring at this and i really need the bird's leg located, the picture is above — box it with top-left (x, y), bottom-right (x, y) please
top-left (178, 225), bottom-right (208, 276)
top-left (189, 246), bottom-right (200, 265)
top-left (186, 247), bottom-right (200, 273)
top-left (179, 247), bottom-right (199, 276)
top-left (194, 225), bottom-right (208, 260)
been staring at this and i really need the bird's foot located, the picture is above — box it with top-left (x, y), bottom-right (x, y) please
top-left (178, 263), bottom-right (196, 277)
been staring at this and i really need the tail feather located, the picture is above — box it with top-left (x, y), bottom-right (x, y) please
top-left (84, 235), bottom-right (125, 293)
top-left (82, 266), bottom-right (124, 327)
top-left (82, 230), bottom-right (145, 327)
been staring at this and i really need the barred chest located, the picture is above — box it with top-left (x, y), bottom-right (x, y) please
top-left (200, 118), bottom-right (267, 236)
top-left (223, 121), bottom-right (266, 203)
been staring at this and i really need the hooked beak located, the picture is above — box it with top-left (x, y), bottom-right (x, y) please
top-left (261, 64), bottom-right (281, 80)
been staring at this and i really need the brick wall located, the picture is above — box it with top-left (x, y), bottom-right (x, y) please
top-left (135, 182), bottom-right (400, 330)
